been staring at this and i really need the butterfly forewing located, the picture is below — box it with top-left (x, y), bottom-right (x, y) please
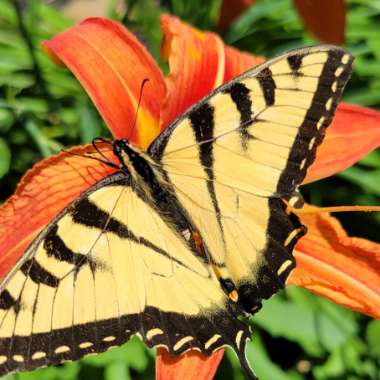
top-left (149, 45), bottom-right (353, 311)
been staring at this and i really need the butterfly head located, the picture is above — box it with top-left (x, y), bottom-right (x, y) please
top-left (112, 138), bottom-right (139, 162)
top-left (112, 139), bottom-right (156, 183)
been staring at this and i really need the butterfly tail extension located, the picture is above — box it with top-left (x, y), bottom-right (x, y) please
top-left (240, 355), bottom-right (258, 380)
top-left (234, 334), bottom-right (259, 380)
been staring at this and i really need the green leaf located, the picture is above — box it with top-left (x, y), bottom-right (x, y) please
top-left (358, 150), bottom-right (380, 168)
top-left (225, 0), bottom-right (299, 46)
top-left (78, 103), bottom-right (101, 144)
top-left (287, 288), bottom-right (358, 351)
top-left (253, 293), bottom-right (324, 356)
top-left (0, 74), bottom-right (34, 90)
top-left (0, 30), bottom-right (24, 48)
top-left (16, 362), bottom-right (79, 380)
top-left (339, 167), bottom-right (380, 197)
top-left (314, 337), bottom-right (372, 380)
top-left (255, 288), bottom-right (358, 358)
top-left (9, 98), bottom-right (48, 116)
top-left (245, 334), bottom-right (302, 380)
top-left (366, 320), bottom-right (380, 357)
top-left (0, 108), bottom-right (15, 133)
top-left (0, 138), bottom-right (11, 178)
top-left (105, 360), bottom-right (130, 380)
top-left (314, 298), bottom-right (358, 352)
top-left (24, 118), bottom-right (52, 157)
top-left (83, 337), bottom-right (148, 373)
top-left (313, 347), bottom-right (345, 380)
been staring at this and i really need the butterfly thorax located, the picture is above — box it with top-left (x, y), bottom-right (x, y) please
top-left (112, 139), bottom-right (199, 236)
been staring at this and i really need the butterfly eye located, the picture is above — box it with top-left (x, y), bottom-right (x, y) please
top-left (113, 144), bottom-right (122, 155)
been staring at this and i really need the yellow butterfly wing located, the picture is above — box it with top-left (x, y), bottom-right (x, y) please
top-left (149, 45), bottom-right (353, 311)
top-left (0, 173), bottom-right (250, 375)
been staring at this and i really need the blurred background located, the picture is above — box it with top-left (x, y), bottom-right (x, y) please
top-left (0, 0), bottom-right (380, 379)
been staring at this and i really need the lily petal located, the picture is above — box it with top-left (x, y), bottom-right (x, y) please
top-left (293, 0), bottom-right (346, 45)
top-left (304, 103), bottom-right (380, 183)
top-left (289, 209), bottom-right (380, 319)
top-left (160, 15), bottom-right (226, 128)
top-left (43, 18), bottom-right (166, 148)
top-left (223, 45), bottom-right (265, 82)
top-left (156, 348), bottom-right (224, 380)
top-left (0, 146), bottom-right (116, 279)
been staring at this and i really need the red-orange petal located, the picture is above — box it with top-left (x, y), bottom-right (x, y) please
top-left (160, 15), bottom-right (226, 128)
top-left (223, 45), bottom-right (265, 82)
top-left (288, 209), bottom-right (380, 319)
top-left (218, 0), bottom-right (255, 31)
top-left (156, 348), bottom-right (224, 380)
top-left (293, 0), bottom-right (346, 45)
top-left (43, 18), bottom-right (166, 148)
top-left (304, 103), bottom-right (380, 184)
top-left (0, 145), bottom-right (116, 279)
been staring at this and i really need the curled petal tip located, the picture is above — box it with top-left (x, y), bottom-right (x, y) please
top-left (289, 209), bottom-right (380, 319)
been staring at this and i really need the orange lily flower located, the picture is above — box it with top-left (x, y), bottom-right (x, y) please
top-left (1, 14), bottom-right (380, 380)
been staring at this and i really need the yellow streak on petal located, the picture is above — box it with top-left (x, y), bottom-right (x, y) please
top-left (136, 110), bottom-right (161, 149)
top-left (213, 36), bottom-right (225, 89)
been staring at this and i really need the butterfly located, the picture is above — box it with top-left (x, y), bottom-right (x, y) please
top-left (0, 45), bottom-right (353, 379)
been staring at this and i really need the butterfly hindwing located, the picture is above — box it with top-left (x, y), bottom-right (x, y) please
top-left (0, 173), bottom-right (251, 375)
top-left (149, 45), bottom-right (353, 311)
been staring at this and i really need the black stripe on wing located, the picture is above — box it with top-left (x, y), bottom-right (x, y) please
top-left (287, 53), bottom-right (304, 75)
top-left (277, 48), bottom-right (353, 194)
top-left (223, 82), bottom-right (252, 151)
top-left (0, 291), bottom-right (20, 313)
top-left (188, 102), bottom-right (225, 241)
top-left (44, 225), bottom-right (95, 269)
top-left (256, 67), bottom-right (276, 106)
top-left (70, 191), bottom-right (197, 271)
top-left (20, 259), bottom-right (59, 288)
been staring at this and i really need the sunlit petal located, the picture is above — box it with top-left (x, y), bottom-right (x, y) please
top-left (160, 15), bottom-right (226, 128)
top-left (43, 17), bottom-right (166, 148)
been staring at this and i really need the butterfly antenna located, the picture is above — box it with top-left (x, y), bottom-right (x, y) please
top-left (92, 137), bottom-right (112, 159)
top-left (62, 146), bottom-right (120, 170)
top-left (90, 137), bottom-right (121, 169)
top-left (128, 78), bottom-right (150, 141)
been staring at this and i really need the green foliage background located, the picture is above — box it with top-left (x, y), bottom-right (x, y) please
top-left (0, 0), bottom-right (380, 379)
